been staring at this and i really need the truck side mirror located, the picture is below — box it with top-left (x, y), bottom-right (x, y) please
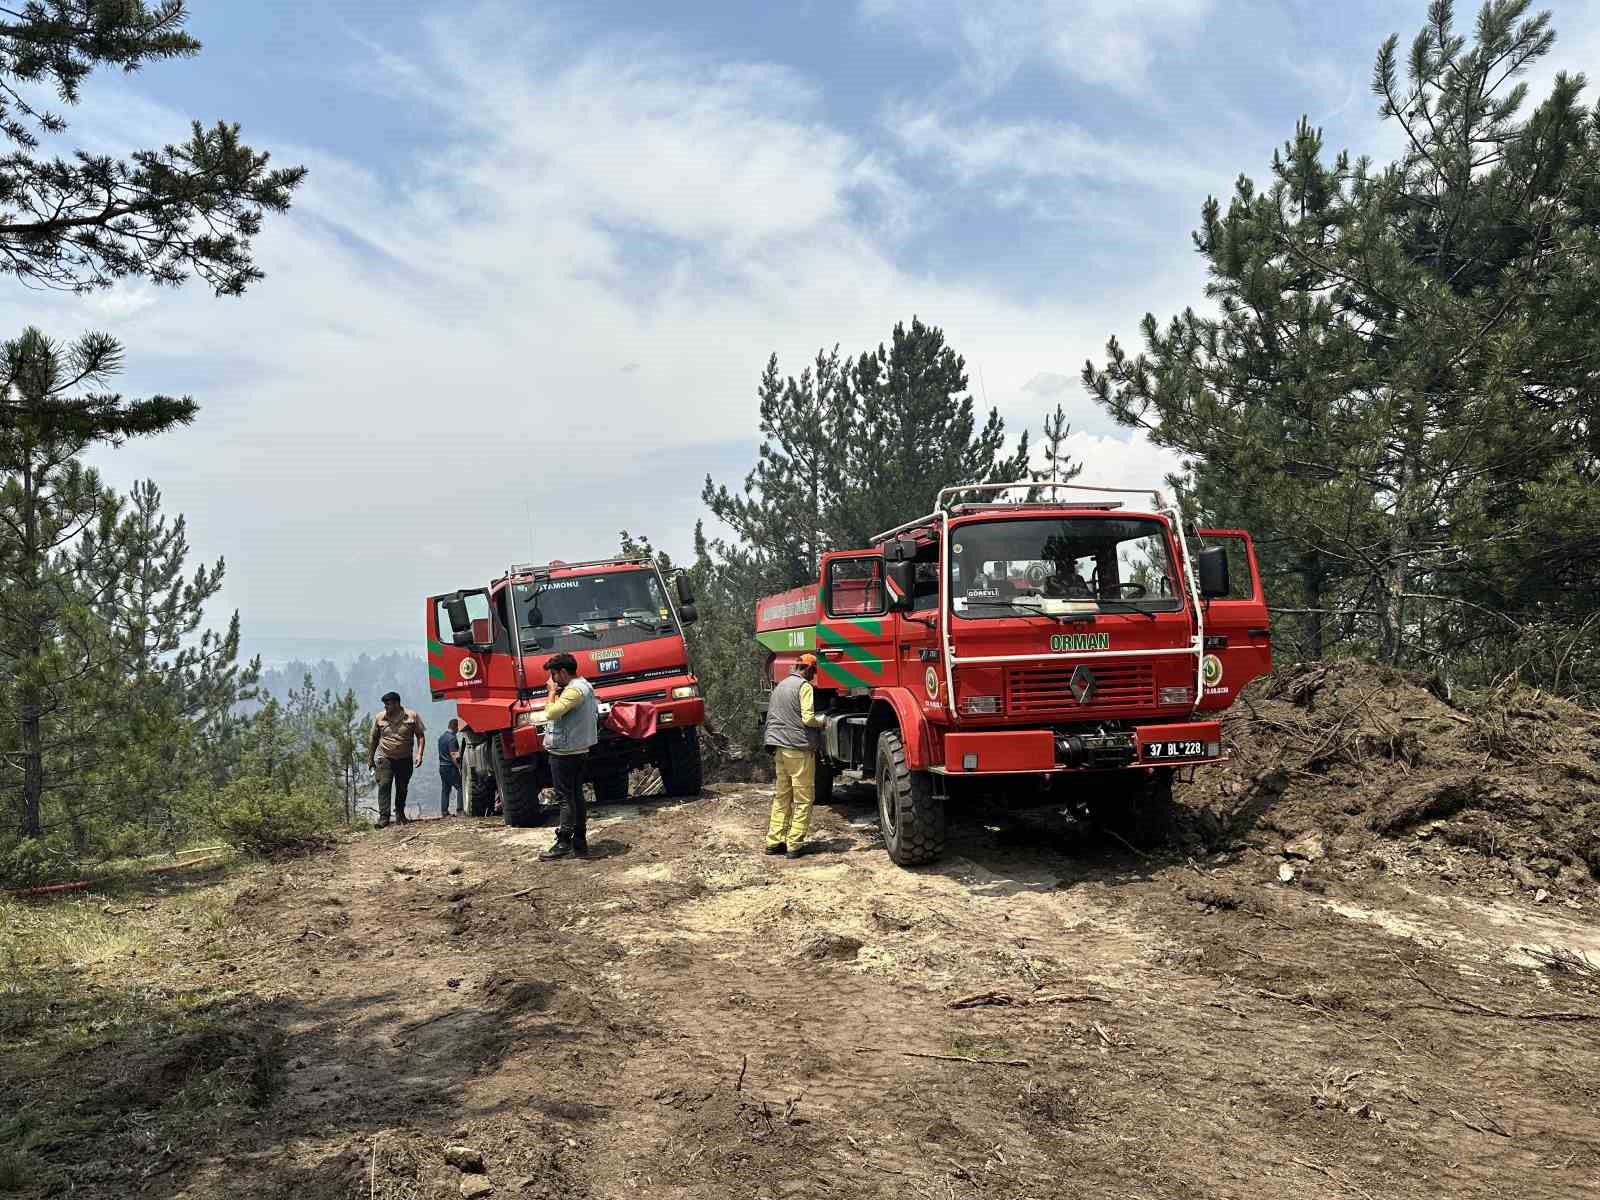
top-left (1197, 546), bottom-right (1230, 599)
top-left (678, 603), bottom-right (698, 626)
top-left (675, 573), bottom-right (695, 606)
top-left (885, 536), bottom-right (917, 563)
top-left (886, 561), bottom-right (915, 612)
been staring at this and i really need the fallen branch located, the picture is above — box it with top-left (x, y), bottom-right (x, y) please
top-left (1289, 1155), bottom-right (1375, 1200)
top-left (1092, 1021), bottom-right (1132, 1048)
top-left (1522, 946), bottom-right (1599, 979)
top-left (4, 880), bottom-right (89, 898)
top-left (854, 1047), bottom-right (1030, 1068)
top-left (736, 1053), bottom-right (748, 1094)
top-left (1396, 958), bottom-right (1600, 1022)
top-left (948, 990), bottom-right (1110, 1010)
top-left (1449, 1108), bottom-right (1511, 1138)
top-left (482, 886), bottom-right (540, 903)
top-left (1100, 827), bottom-right (1150, 860)
top-left (393, 832), bottom-right (425, 850)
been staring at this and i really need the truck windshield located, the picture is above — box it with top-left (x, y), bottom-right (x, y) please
top-left (514, 570), bottom-right (679, 652)
top-left (950, 517), bottom-right (1184, 617)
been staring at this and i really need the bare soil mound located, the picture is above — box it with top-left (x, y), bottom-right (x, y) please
top-left (1185, 660), bottom-right (1600, 895)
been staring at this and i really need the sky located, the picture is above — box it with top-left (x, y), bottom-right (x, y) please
top-left (3, 0), bottom-right (1597, 645)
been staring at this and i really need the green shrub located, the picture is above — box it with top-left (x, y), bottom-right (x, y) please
top-left (203, 778), bottom-right (342, 855)
top-left (0, 834), bottom-right (80, 889)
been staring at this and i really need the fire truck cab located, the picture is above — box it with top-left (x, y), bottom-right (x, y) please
top-left (427, 555), bottom-right (706, 826)
top-left (754, 482), bottom-right (1271, 865)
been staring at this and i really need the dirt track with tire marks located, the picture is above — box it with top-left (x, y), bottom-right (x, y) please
top-left (147, 773), bottom-right (1600, 1200)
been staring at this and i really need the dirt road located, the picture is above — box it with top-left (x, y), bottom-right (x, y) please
top-left (103, 771), bottom-right (1588, 1200)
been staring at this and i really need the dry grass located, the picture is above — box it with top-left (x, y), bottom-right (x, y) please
top-left (0, 852), bottom-right (291, 1197)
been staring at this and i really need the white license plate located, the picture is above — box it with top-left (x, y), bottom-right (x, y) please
top-left (1142, 740), bottom-right (1205, 761)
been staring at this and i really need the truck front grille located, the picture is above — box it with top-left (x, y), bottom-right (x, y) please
top-left (1006, 662), bottom-right (1155, 714)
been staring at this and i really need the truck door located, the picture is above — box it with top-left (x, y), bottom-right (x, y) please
top-left (817, 551), bottom-right (894, 692)
top-left (1193, 530), bottom-right (1272, 709)
top-left (426, 588), bottom-right (493, 702)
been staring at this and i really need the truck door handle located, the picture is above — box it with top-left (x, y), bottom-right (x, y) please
top-left (819, 648), bottom-right (844, 659)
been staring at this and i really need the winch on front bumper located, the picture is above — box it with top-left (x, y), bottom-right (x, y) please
top-left (935, 720), bottom-right (1225, 775)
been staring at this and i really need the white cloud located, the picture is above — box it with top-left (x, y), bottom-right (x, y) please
top-left (0, 10), bottom-right (1183, 637)
top-left (862, 0), bottom-right (1214, 94)
top-left (886, 104), bottom-right (1226, 210)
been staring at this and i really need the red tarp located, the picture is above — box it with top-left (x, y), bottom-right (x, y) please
top-left (605, 701), bottom-right (658, 740)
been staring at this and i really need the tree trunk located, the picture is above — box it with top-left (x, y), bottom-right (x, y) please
top-left (20, 706), bottom-right (42, 838)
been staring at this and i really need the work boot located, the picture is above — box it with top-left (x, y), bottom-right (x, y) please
top-left (396, 812), bottom-right (409, 825)
top-left (540, 838), bottom-right (574, 861)
top-left (764, 843), bottom-right (787, 855)
top-left (786, 841), bottom-right (811, 859)
top-left (572, 837), bottom-right (589, 859)
top-left (375, 819), bottom-right (390, 830)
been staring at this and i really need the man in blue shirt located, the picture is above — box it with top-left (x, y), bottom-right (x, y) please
top-left (437, 719), bottom-right (463, 817)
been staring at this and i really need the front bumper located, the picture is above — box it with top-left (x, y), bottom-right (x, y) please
top-left (935, 720), bottom-right (1224, 775)
top-left (508, 696), bottom-right (706, 759)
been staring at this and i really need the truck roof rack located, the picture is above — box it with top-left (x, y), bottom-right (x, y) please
top-left (947, 499), bottom-right (1124, 514)
top-left (871, 482), bottom-right (1165, 542)
top-left (506, 554), bottom-right (653, 578)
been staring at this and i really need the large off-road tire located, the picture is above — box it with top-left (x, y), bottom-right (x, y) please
top-left (875, 732), bottom-right (945, 866)
top-left (1090, 768), bottom-right (1176, 849)
top-left (592, 766), bottom-right (629, 804)
top-left (815, 758), bottom-right (835, 805)
top-left (468, 763), bottom-right (494, 817)
top-left (492, 740), bottom-right (543, 828)
top-left (658, 727), bottom-right (704, 797)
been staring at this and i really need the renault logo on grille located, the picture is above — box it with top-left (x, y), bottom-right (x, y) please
top-left (1069, 664), bottom-right (1098, 704)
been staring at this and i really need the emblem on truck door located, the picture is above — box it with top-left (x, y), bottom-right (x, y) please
top-left (459, 658), bottom-right (478, 680)
top-left (925, 667), bottom-right (939, 700)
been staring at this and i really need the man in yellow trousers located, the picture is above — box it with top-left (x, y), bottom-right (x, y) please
top-left (764, 653), bottom-right (826, 859)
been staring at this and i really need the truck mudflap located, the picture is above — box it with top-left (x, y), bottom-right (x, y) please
top-left (934, 720), bottom-right (1226, 775)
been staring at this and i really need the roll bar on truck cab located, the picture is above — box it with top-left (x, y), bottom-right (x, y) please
top-left (427, 554), bottom-right (706, 825)
top-left (754, 482), bottom-right (1272, 865)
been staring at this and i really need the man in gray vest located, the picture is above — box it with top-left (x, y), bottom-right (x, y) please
top-left (538, 652), bottom-right (599, 860)
top-left (764, 652), bottom-right (826, 858)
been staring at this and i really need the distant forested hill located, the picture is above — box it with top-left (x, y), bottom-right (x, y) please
top-left (256, 652), bottom-right (459, 814)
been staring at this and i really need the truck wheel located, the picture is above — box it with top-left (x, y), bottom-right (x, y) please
top-left (875, 732), bottom-right (945, 866)
top-left (492, 741), bottom-right (542, 828)
top-left (468, 767), bottom-right (494, 818)
top-left (658, 728), bottom-right (703, 797)
top-left (592, 767), bottom-right (629, 804)
top-left (815, 759), bottom-right (835, 804)
top-left (1091, 768), bottom-right (1176, 849)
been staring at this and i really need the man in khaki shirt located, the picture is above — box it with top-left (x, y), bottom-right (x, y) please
top-left (367, 691), bottom-right (426, 827)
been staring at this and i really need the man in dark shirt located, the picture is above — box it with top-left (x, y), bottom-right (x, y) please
top-left (437, 719), bottom-right (463, 817)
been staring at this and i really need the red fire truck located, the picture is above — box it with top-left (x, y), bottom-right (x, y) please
top-left (754, 483), bottom-right (1270, 865)
top-left (426, 555), bottom-right (706, 826)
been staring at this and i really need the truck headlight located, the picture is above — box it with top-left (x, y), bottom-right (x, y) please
top-left (670, 684), bottom-right (700, 700)
top-left (514, 709), bottom-right (544, 729)
top-left (960, 695), bottom-right (1000, 715)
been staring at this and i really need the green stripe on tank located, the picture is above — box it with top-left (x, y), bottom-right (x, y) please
top-left (755, 628), bottom-right (816, 652)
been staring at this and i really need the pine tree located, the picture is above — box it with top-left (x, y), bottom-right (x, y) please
top-left (71, 479), bottom-right (257, 838)
top-left (1083, 0), bottom-right (1600, 679)
top-left (0, 1), bottom-right (304, 294)
top-left (0, 328), bottom-right (195, 838)
top-left (1031, 403), bottom-right (1082, 498)
top-left (843, 317), bottom-right (1030, 542)
top-left (702, 349), bottom-right (850, 588)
